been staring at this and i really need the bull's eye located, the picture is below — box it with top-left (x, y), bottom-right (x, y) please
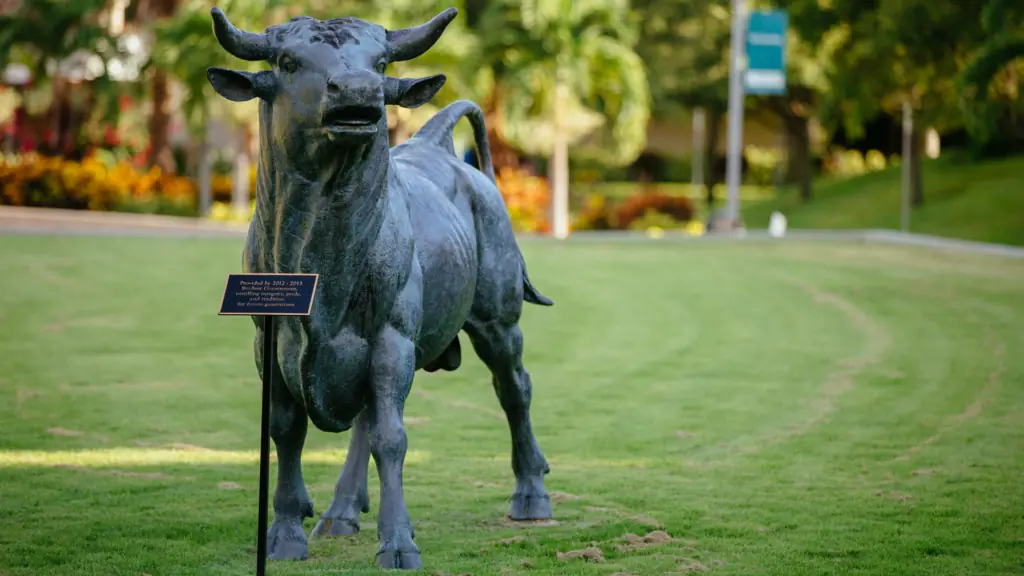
top-left (279, 55), bottom-right (300, 74)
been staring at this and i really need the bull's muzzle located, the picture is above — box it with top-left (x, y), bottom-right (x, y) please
top-left (321, 72), bottom-right (384, 138)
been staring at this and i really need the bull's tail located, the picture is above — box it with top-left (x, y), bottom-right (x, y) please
top-left (414, 100), bottom-right (551, 307)
top-left (519, 249), bottom-right (553, 307)
top-left (414, 99), bottom-right (496, 183)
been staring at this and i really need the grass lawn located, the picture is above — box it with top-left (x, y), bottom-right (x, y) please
top-left (741, 154), bottom-right (1024, 246)
top-left (1, 235), bottom-right (1023, 575)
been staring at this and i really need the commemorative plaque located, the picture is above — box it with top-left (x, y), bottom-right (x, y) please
top-left (219, 273), bottom-right (317, 576)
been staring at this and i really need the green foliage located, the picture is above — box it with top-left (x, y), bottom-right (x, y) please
top-left (632, 0), bottom-right (731, 119)
top-left (742, 145), bottom-right (780, 187)
top-left (476, 0), bottom-right (651, 166)
top-left (0, 0), bottom-right (110, 70)
top-left (152, 0), bottom-right (289, 134)
top-left (957, 0), bottom-right (1024, 154)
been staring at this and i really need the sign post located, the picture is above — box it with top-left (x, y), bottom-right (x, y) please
top-left (901, 101), bottom-right (912, 233)
top-left (725, 4), bottom-right (788, 226)
top-left (219, 273), bottom-right (318, 576)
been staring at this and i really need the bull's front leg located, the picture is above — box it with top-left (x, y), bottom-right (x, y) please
top-left (368, 325), bottom-right (421, 569)
top-left (256, 333), bottom-right (314, 561)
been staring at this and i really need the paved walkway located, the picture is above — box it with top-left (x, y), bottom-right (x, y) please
top-left (3, 206), bottom-right (1023, 259)
top-left (0, 206), bottom-right (247, 238)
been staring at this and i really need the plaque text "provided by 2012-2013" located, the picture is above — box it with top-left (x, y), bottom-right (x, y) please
top-left (218, 273), bottom-right (319, 316)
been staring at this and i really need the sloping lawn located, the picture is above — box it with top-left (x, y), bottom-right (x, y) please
top-left (742, 154), bottom-right (1024, 246)
top-left (1, 235), bottom-right (1022, 575)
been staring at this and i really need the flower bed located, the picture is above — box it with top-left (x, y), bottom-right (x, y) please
top-left (0, 154), bottom-right (557, 232)
top-left (495, 166), bottom-right (551, 234)
top-left (574, 190), bottom-right (697, 233)
top-left (0, 153), bottom-right (197, 216)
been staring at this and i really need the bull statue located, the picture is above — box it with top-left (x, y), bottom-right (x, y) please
top-left (206, 5), bottom-right (554, 570)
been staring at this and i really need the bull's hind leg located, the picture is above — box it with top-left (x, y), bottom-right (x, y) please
top-left (465, 318), bottom-right (552, 520)
top-left (256, 332), bottom-right (314, 561)
top-left (310, 411), bottom-right (371, 538)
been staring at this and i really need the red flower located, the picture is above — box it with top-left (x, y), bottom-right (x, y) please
top-left (104, 126), bottom-right (119, 146)
top-left (119, 95), bottom-right (133, 112)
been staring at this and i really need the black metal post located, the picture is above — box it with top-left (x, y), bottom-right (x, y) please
top-left (256, 315), bottom-right (275, 576)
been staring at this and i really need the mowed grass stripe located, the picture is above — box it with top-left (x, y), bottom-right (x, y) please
top-left (0, 235), bottom-right (1022, 575)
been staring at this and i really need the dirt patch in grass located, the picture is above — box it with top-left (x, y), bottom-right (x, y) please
top-left (631, 514), bottom-right (663, 528)
top-left (167, 443), bottom-right (212, 452)
top-left (556, 546), bottom-right (604, 562)
top-left (47, 427), bottom-right (83, 437)
top-left (499, 518), bottom-right (559, 528)
top-left (549, 491), bottom-right (581, 501)
top-left (16, 389), bottom-right (41, 411)
top-left (896, 339), bottom-right (1006, 461)
top-left (56, 464), bottom-right (171, 480)
top-left (672, 559), bottom-right (710, 573)
top-left (616, 530), bottom-right (677, 552)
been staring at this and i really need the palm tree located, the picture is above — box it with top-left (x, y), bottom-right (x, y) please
top-left (154, 0), bottom-right (292, 215)
top-left (476, 0), bottom-right (650, 238)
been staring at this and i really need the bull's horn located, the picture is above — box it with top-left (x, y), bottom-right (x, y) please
top-left (386, 7), bottom-right (458, 62)
top-left (211, 7), bottom-right (271, 61)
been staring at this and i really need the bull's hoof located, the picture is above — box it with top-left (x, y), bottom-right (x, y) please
top-left (508, 490), bottom-right (552, 521)
top-left (266, 518), bottom-right (308, 561)
top-left (310, 516), bottom-right (360, 538)
top-left (375, 549), bottom-right (423, 570)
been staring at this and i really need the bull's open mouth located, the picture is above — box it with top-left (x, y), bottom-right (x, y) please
top-left (322, 105), bottom-right (381, 135)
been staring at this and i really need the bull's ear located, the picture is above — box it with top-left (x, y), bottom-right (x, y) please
top-left (384, 74), bottom-right (447, 108)
top-left (207, 68), bottom-right (276, 102)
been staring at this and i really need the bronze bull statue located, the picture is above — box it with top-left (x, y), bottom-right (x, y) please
top-left (207, 6), bottom-right (554, 570)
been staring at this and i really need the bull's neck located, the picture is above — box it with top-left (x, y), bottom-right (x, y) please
top-left (251, 111), bottom-right (391, 278)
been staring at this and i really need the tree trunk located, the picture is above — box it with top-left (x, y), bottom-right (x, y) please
top-left (704, 110), bottom-right (723, 208)
top-left (551, 78), bottom-right (570, 239)
top-left (482, 79), bottom-right (520, 172)
top-left (45, 78), bottom-right (65, 154)
top-left (232, 124), bottom-right (252, 217)
top-left (911, 127), bottom-right (924, 207)
top-left (197, 105), bottom-right (213, 217)
top-left (148, 69), bottom-right (175, 172)
top-left (147, 0), bottom-right (178, 173)
top-left (784, 114), bottom-right (812, 202)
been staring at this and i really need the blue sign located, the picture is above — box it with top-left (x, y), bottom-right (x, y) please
top-left (744, 10), bottom-right (788, 95)
top-left (219, 273), bottom-right (318, 316)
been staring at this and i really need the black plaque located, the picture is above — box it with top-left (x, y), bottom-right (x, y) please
top-left (218, 273), bottom-right (318, 316)
top-left (217, 272), bottom-right (317, 576)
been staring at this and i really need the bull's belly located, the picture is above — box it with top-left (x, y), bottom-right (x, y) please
top-left (413, 220), bottom-right (477, 368)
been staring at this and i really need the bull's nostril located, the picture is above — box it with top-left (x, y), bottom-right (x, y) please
top-left (328, 83), bottom-right (341, 94)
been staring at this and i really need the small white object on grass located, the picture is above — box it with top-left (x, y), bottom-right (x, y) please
top-left (769, 211), bottom-right (787, 238)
